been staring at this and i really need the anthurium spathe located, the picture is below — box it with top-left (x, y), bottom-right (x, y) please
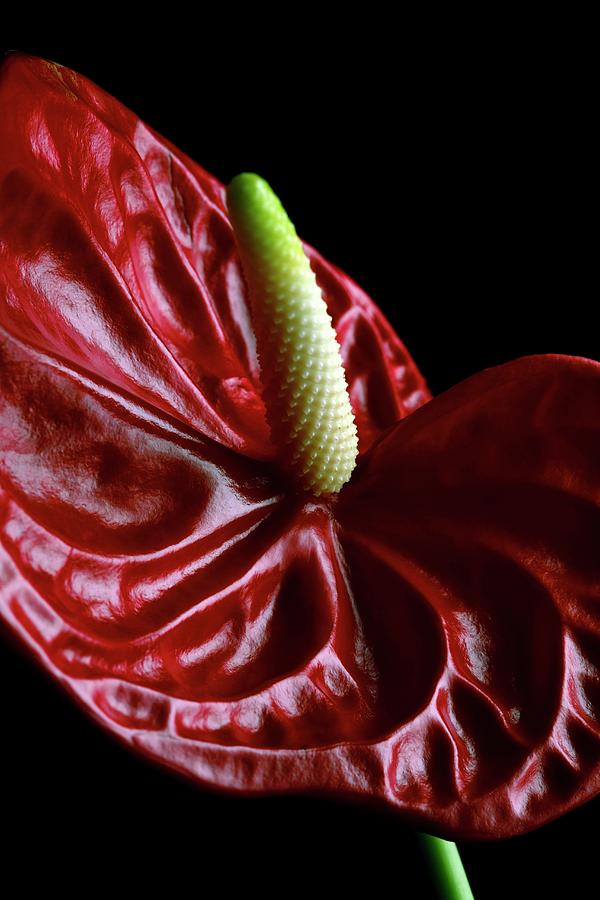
top-left (1, 53), bottom-right (599, 842)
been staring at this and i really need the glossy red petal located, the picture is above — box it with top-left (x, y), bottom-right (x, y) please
top-left (0, 54), bottom-right (433, 829)
top-left (6, 53), bottom-right (595, 841)
top-left (0, 53), bottom-right (428, 460)
top-left (337, 354), bottom-right (600, 837)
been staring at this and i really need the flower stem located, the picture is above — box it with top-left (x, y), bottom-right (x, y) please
top-left (419, 834), bottom-right (475, 899)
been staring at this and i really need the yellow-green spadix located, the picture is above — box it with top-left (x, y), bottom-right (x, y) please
top-left (226, 173), bottom-right (358, 495)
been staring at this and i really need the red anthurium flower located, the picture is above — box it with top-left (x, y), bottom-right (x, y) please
top-left (1, 53), bottom-right (599, 841)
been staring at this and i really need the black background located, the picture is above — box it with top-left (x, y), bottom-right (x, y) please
top-left (0, 37), bottom-right (594, 898)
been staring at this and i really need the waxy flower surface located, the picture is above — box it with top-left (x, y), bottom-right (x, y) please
top-left (1, 54), bottom-right (599, 840)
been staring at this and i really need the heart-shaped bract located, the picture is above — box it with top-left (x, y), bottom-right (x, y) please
top-left (1, 53), bottom-right (599, 839)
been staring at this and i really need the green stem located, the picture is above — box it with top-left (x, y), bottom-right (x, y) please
top-left (419, 834), bottom-right (475, 899)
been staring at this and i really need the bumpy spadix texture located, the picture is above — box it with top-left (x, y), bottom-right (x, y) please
top-left (227, 174), bottom-right (358, 494)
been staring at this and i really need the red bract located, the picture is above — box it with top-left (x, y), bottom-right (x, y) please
top-left (1, 54), bottom-right (599, 840)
